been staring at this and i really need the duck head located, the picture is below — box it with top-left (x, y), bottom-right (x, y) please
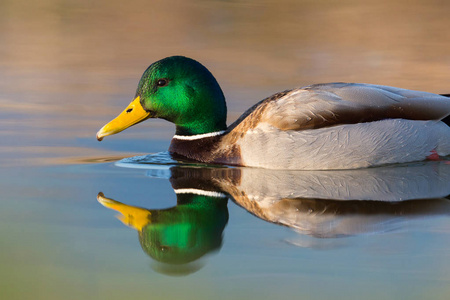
top-left (96, 56), bottom-right (227, 140)
top-left (97, 190), bottom-right (229, 266)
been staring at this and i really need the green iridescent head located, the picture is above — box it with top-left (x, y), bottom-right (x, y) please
top-left (97, 192), bottom-right (228, 267)
top-left (97, 56), bottom-right (227, 139)
top-left (139, 194), bottom-right (229, 265)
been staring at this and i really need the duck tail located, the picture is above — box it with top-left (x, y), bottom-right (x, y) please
top-left (443, 115), bottom-right (450, 126)
top-left (441, 94), bottom-right (450, 126)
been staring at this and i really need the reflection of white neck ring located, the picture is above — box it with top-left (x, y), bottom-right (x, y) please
top-left (174, 188), bottom-right (227, 198)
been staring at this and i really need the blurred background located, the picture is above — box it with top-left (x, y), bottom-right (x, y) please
top-left (1, 0), bottom-right (450, 299)
top-left (1, 0), bottom-right (450, 160)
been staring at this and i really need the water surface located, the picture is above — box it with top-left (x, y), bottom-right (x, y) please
top-left (1, 0), bottom-right (450, 299)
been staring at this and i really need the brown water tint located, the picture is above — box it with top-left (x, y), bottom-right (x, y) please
top-left (1, 1), bottom-right (450, 299)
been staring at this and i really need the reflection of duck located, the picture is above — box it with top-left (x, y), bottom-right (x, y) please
top-left (251, 197), bottom-right (450, 239)
top-left (97, 56), bottom-right (450, 169)
top-left (97, 189), bottom-right (228, 270)
top-left (213, 162), bottom-right (450, 238)
top-left (120, 160), bottom-right (450, 240)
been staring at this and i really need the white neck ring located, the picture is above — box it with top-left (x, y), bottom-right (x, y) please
top-left (173, 130), bottom-right (226, 141)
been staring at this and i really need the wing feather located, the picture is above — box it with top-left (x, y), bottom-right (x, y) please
top-left (261, 83), bottom-right (450, 131)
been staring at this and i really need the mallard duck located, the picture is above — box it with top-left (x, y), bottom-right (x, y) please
top-left (96, 56), bottom-right (450, 170)
top-left (114, 163), bottom-right (450, 239)
top-left (97, 191), bottom-right (228, 266)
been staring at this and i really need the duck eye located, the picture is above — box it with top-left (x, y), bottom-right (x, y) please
top-left (157, 79), bottom-right (168, 87)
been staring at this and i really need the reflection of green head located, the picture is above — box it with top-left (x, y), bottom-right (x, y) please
top-left (139, 194), bottom-right (228, 265)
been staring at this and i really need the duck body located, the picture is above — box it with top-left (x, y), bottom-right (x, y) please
top-left (169, 83), bottom-right (450, 169)
top-left (97, 56), bottom-right (450, 170)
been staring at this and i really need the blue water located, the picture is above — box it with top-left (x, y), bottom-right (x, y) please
top-left (2, 0), bottom-right (450, 299)
top-left (2, 151), bottom-right (450, 299)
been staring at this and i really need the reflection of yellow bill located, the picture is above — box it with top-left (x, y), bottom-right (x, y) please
top-left (97, 192), bottom-right (150, 231)
top-left (96, 96), bottom-right (150, 141)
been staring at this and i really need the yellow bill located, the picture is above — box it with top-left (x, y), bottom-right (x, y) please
top-left (97, 192), bottom-right (151, 232)
top-left (96, 96), bottom-right (150, 141)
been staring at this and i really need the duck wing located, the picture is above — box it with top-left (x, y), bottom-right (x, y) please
top-left (229, 83), bottom-right (450, 133)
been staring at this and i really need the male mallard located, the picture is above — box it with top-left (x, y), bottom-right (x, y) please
top-left (113, 163), bottom-right (450, 239)
top-left (97, 56), bottom-right (450, 170)
top-left (97, 191), bottom-right (228, 266)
